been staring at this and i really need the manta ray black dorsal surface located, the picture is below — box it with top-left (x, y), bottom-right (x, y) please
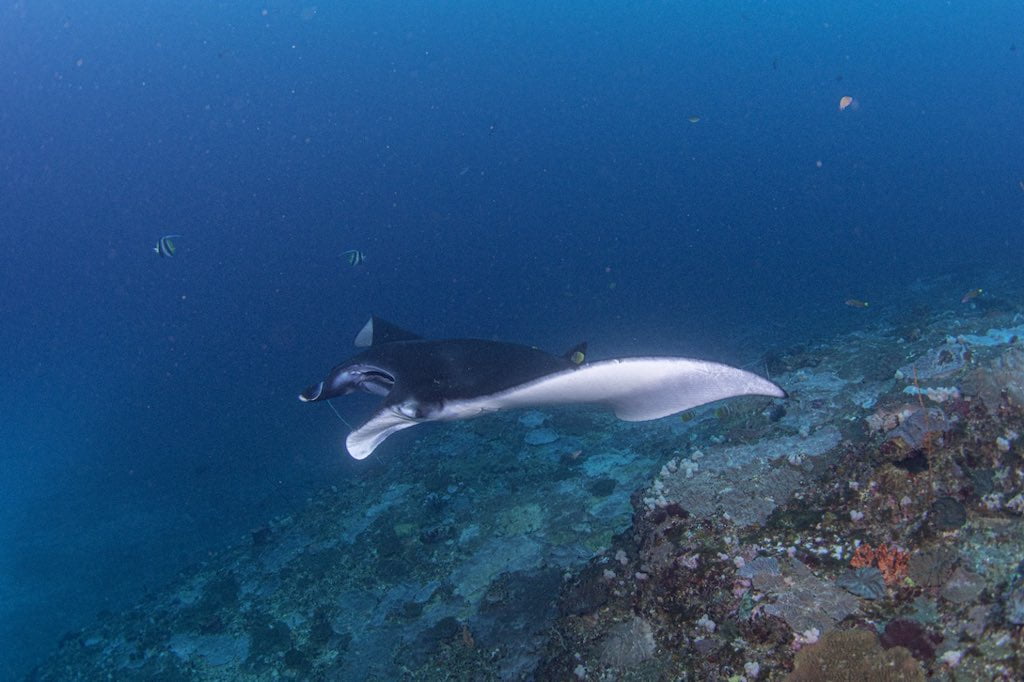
top-left (300, 317), bottom-right (786, 460)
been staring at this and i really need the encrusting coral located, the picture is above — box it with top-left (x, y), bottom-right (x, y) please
top-left (787, 629), bottom-right (924, 682)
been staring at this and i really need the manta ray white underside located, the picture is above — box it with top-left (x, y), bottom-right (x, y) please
top-left (344, 356), bottom-right (786, 459)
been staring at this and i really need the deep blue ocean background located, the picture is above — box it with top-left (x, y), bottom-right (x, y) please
top-left (2, 1), bottom-right (1022, 677)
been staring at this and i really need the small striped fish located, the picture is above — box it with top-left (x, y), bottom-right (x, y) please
top-left (154, 234), bottom-right (182, 258)
top-left (343, 249), bottom-right (366, 266)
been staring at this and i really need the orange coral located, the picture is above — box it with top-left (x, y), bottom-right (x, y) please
top-left (850, 544), bottom-right (874, 568)
top-left (850, 544), bottom-right (910, 586)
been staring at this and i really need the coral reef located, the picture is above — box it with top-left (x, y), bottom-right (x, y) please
top-left (895, 342), bottom-right (970, 381)
top-left (788, 629), bottom-right (924, 681)
top-left (850, 543), bottom-right (910, 586)
top-left (836, 567), bottom-right (887, 600)
top-left (597, 617), bottom-right (656, 670)
top-left (963, 346), bottom-right (1024, 413)
top-left (29, 284), bottom-right (1024, 680)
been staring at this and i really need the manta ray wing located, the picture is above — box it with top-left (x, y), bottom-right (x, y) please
top-left (463, 357), bottom-right (786, 420)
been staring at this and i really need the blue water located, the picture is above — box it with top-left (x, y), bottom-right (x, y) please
top-left (2, 1), bottom-right (1022, 677)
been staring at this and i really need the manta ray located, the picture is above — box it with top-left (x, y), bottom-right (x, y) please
top-left (300, 317), bottom-right (786, 459)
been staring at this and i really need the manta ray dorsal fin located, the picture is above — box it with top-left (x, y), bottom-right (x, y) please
top-left (470, 357), bottom-right (786, 421)
top-left (354, 316), bottom-right (423, 348)
top-left (353, 318), bottom-right (375, 347)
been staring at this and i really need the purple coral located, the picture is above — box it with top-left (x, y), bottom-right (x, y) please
top-left (880, 619), bottom-right (942, 661)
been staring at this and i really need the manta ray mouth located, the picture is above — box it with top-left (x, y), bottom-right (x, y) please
top-left (357, 368), bottom-right (396, 396)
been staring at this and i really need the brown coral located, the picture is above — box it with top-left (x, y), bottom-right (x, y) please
top-left (850, 544), bottom-right (910, 586)
top-left (787, 629), bottom-right (925, 682)
top-left (962, 346), bottom-right (1024, 414)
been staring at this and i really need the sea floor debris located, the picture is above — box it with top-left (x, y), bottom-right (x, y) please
top-left (30, 301), bottom-right (1024, 680)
